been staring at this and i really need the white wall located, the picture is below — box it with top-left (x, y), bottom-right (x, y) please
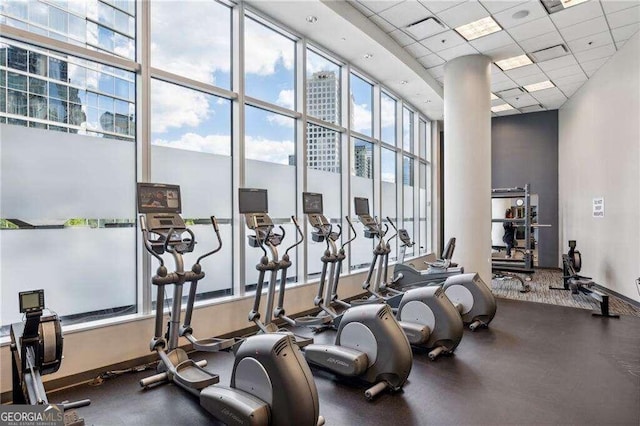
top-left (559, 33), bottom-right (640, 302)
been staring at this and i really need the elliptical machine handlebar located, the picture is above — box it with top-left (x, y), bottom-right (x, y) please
top-left (196, 216), bottom-right (223, 265)
top-left (139, 215), bottom-right (165, 267)
top-left (343, 216), bottom-right (358, 250)
top-left (285, 216), bottom-right (304, 257)
top-left (384, 217), bottom-right (398, 246)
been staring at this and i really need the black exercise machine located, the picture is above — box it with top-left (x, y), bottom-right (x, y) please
top-left (10, 289), bottom-right (91, 425)
top-left (551, 240), bottom-right (619, 318)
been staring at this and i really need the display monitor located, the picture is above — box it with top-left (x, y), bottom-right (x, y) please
top-left (239, 188), bottom-right (268, 214)
top-left (19, 289), bottom-right (45, 313)
top-left (137, 183), bottom-right (181, 214)
top-left (354, 197), bottom-right (370, 216)
top-left (303, 192), bottom-right (323, 214)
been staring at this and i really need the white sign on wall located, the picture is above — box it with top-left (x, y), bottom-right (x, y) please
top-left (593, 197), bottom-right (605, 218)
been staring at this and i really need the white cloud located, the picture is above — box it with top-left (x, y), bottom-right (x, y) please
top-left (266, 113), bottom-right (295, 128)
top-left (244, 18), bottom-right (294, 75)
top-left (150, 1), bottom-right (232, 84)
top-left (381, 94), bottom-right (396, 130)
top-left (153, 133), bottom-right (231, 156)
top-left (352, 102), bottom-right (372, 134)
top-left (245, 136), bottom-right (294, 165)
top-left (381, 172), bottom-right (396, 183)
top-left (276, 89), bottom-right (295, 110)
top-left (151, 80), bottom-right (211, 134)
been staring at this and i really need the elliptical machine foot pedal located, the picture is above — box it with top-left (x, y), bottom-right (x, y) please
top-left (174, 360), bottom-right (220, 390)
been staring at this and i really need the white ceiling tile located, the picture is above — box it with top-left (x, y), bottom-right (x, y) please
top-left (436, 1), bottom-right (489, 29)
top-left (492, 69), bottom-right (511, 82)
top-left (493, 0), bottom-right (548, 29)
top-left (550, 0), bottom-right (604, 28)
top-left (356, 0), bottom-right (404, 14)
top-left (606, 4), bottom-right (640, 29)
top-left (505, 63), bottom-right (542, 79)
top-left (502, 93), bottom-right (538, 107)
top-left (541, 98), bottom-right (567, 109)
top-left (421, 29), bottom-right (467, 52)
top-left (545, 64), bottom-right (584, 79)
top-left (369, 14), bottom-right (397, 33)
top-left (389, 29), bottom-right (415, 46)
top-left (491, 63), bottom-right (505, 74)
top-left (573, 44), bottom-right (616, 62)
top-left (579, 56), bottom-right (609, 72)
top-left (512, 72), bottom-right (549, 86)
top-left (531, 87), bottom-right (565, 100)
top-left (492, 79), bottom-right (519, 92)
top-left (612, 23), bottom-right (640, 42)
top-left (519, 31), bottom-right (565, 53)
top-left (405, 42), bottom-right (432, 57)
top-left (567, 31), bottom-right (615, 53)
top-left (419, 1), bottom-right (465, 14)
top-left (437, 43), bottom-right (479, 61)
top-left (350, 1), bottom-right (376, 16)
top-left (484, 43), bottom-right (525, 61)
top-left (418, 53), bottom-right (445, 68)
top-left (559, 16), bottom-right (609, 41)
top-left (556, 81), bottom-right (585, 98)
top-left (428, 64), bottom-right (445, 78)
top-left (480, 0), bottom-right (528, 14)
top-left (538, 54), bottom-right (578, 72)
top-left (379, 1), bottom-right (431, 28)
top-left (508, 16), bottom-right (556, 41)
top-left (602, 0), bottom-right (639, 15)
top-left (552, 72), bottom-right (588, 86)
top-left (470, 30), bottom-right (515, 52)
top-left (492, 97), bottom-right (506, 106)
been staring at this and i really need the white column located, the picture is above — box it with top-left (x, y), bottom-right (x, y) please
top-left (444, 55), bottom-right (492, 283)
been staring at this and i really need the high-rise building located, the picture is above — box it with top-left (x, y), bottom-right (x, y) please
top-left (306, 71), bottom-right (340, 173)
top-left (354, 143), bottom-right (372, 178)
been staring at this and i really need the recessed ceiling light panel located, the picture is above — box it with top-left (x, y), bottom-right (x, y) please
top-left (491, 103), bottom-right (514, 113)
top-left (491, 93), bottom-right (499, 100)
top-left (495, 54), bottom-right (533, 71)
top-left (524, 80), bottom-right (555, 92)
top-left (455, 16), bottom-right (502, 41)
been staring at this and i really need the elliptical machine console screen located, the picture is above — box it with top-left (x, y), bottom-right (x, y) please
top-left (239, 188), bottom-right (268, 213)
top-left (138, 183), bottom-right (181, 214)
top-left (354, 197), bottom-right (369, 216)
top-left (303, 192), bottom-right (323, 214)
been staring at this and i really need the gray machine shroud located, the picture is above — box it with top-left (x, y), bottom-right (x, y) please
top-left (443, 273), bottom-right (497, 326)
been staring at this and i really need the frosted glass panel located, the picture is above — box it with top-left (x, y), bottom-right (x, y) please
top-left (307, 168), bottom-right (341, 277)
top-left (351, 175), bottom-right (374, 270)
top-left (1, 228), bottom-right (135, 326)
top-left (1, 125), bottom-right (134, 220)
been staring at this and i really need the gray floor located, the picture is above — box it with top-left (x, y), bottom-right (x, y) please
top-left (51, 298), bottom-right (640, 425)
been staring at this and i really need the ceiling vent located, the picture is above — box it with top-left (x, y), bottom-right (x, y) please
top-left (498, 87), bottom-right (525, 98)
top-left (541, 0), bottom-right (589, 14)
top-left (520, 104), bottom-right (546, 113)
top-left (530, 44), bottom-right (569, 62)
top-left (405, 17), bottom-right (447, 40)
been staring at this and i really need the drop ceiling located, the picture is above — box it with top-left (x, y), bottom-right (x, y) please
top-left (246, 0), bottom-right (639, 120)
top-left (350, 0), bottom-right (640, 116)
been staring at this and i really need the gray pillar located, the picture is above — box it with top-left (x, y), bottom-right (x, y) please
top-left (444, 55), bottom-right (492, 283)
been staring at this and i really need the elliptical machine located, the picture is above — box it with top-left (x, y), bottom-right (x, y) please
top-left (350, 198), bottom-right (463, 358)
top-left (391, 231), bottom-right (463, 289)
top-left (138, 183), bottom-right (323, 426)
top-left (10, 289), bottom-right (91, 426)
top-left (239, 188), bottom-right (316, 346)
